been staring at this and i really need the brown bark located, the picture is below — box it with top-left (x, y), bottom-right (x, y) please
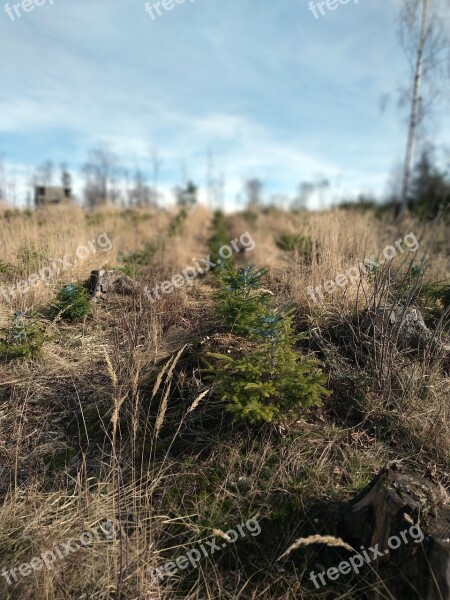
top-left (350, 463), bottom-right (450, 599)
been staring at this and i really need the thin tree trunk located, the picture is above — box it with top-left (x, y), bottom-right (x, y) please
top-left (399, 0), bottom-right (431, 217)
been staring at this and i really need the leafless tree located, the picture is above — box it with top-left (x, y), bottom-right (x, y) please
top-left (292, 182), bottom-right (314, 211)
top-left (60, 162), bottom-right (72, 190)
top-left (317, 177), bottom-right (330, 210)
top-left (35, 160), bottom-right (54, 186)
top-left (7, 172), bottom-right (18, 206)
top-left (291, 178), bottom-right (329, 210)
top-left (206, 149), bottom-right (226, 212)
top-left (150, 148), bottom-right (162, 207)
top-left (25, 166), bottom-right (35, 208)
top-left (0, 154), bottom-right (6, 203)
top-left (398, 0), bottom-right (450, 215)
top-left (206, 148), bottom-right (214, 210)
top-left (270, 194), bottom-right (290, 210)
top-left (175, 181), bottom-right (198, 207)
top-left (82, 145), bottom-right (121, 207)
top-left (128, 169), bottom-right (154, 207)
top-left (245, 178), bottom-right (263, 209)
top-left (216, 170), bottom-right (226, 212)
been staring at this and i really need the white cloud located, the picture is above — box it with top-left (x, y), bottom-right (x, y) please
top-left (0, 0), bottom-right (449, 209)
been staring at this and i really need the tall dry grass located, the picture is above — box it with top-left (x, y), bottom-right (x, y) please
top-left (228, 208), bottom-right (449, 313)
top-left (0, 204), bottom-right (448, 599)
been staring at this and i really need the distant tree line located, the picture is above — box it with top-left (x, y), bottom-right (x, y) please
top-left (82, 144), bottom-right (159, 209)
top-left (339, 151), bottom-right (450, 219)
top-left (1, 142), bottom-right (448, 219)
top-left (405, 151), bottom-right (450, 218)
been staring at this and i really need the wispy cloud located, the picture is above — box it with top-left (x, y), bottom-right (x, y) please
top-left (0, 0), bottom-right (448, 208)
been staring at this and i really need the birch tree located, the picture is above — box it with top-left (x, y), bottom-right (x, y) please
top-left (0, 154), bottom-right (6, 203)
top-left (398, 0), bottom-right (449, 216)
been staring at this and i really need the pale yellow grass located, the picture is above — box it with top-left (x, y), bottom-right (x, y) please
top-left (0, 204), bottom-right (448, 600)
top-left (228, 209), bottom-right (449, 311)
top-left (0, 205), bottom-right (173, 323)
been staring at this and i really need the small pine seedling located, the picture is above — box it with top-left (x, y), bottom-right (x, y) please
top-left (51, 283), bottom-right (92, 321)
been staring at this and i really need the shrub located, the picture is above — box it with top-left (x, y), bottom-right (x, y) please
top-left (238, 209), bottom-right (258, 227)
top-left (364, 259), bottom-right (380, 279)
top-left (17, 243), bottom-right (48, 274)
top-left (121, 208), bottom-right (153, 225)
top-left (419, 281), bottom-right (450, 308)
top-left (338, 196), bottom-right (378, 212)
top-left (0, 312), bottom-right (46, 361)
top-left (409, 151), bottom-right (450, 219)
top-left (120, 241), bottom-right (162, 267)
top-left (417, 280), bottom-right (450, 328)
top-left (209, 210), bottom-right (230, 266)
top-left (0, 259), bottom-right (12, 274)
top-left (175, 182), bottom-right (198, 207)
top-left (207, 265), bottom-right (330, 423)
top-left (51, 283), bottom-right (92, 321)
top-left (85, 212), bottom-right (105, 227)
top-left (275, 233), bottom-right (318, 263)
top-left (168, 207), bottom-right (188, 237)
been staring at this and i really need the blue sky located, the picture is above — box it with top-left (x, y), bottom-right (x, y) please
top-left (0, 0), bottom-right (449, 208)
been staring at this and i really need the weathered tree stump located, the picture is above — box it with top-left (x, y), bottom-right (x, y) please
top-left (85, 269), bottom-right (136, 302)
top-left (347, 463), bottom-right (450, 599)
top-left (363, 305), bottom-right (450, 370)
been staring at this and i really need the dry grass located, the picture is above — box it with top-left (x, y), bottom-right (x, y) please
top-left (227, 208), bottom-right (449, 313)
top-left (0, 204), bottom-right (448, 599)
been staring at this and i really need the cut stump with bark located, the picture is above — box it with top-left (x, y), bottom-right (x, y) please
top-left (349, 462), bottom-right (450, 599)
top-left (363, 305), bottom-right (448, 354)
top-left (85, 269), bottom-right (137, 302)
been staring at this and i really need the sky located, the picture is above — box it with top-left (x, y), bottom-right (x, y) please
top-left (0, 0), bottom-right (449, 209)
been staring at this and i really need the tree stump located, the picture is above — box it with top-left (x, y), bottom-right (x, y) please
top-left (85, 269), bottom-right (136, 302)
top-left (364, 305), bottom-right (442, 351)
top-left (349, 462), bottom-right (450, 599)
top-left (362, 305), bottom-right (450, 372)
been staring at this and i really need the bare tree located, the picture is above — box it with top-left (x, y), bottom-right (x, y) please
top-left (60, 162), bottom-right (72, 190)
top-left (82, 145), bottom-right (121, 207)
top-left (244, 178), bottom-right (263, 209)
top-left (206, 148), bottom-right (214, 210)
top-left (317, 177), bottom-right (330, 210)
top-left (398, 0), bottom-right (450, 215)
top-left (0, 154), bottom-right (6, 203)
top-left (35, 160), bottom-right (54, 186)
top-left (7, 171), bottom-right (18, 206)
top-left (175, 181), bottom-right (198, 207)
top-left (25, 166), bottom-right (35, 208)
top-left (128, 169), bottom-right (155, 207)
top-left (291, 178), bottom-right (329, 211)
top-left (270, 194), bottom-right (289, 210)
top-left (292, 182), bottom-right (314, 211)
top-left (206, 149), bottom-right (226, 212)
top-left (150, 148), bottom-right (162, 207)
top-left (217, 169), bottom-right (226, 212)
